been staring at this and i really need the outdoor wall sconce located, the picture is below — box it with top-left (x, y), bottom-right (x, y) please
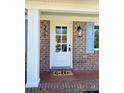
top-left (77, 26), bottom-right (83, 37)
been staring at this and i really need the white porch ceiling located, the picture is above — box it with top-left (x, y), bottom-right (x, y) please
top-left (26, 0), bottom-right (99, 15)
top-left (27, 0), bottom-right (98, 4)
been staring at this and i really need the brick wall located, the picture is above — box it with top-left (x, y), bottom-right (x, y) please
top-left (40, 20), bottom-right (50, 71)
top-left (40, 20), bottom-right (99, 71)
top-left (73, 21), bottom-right (99, 71)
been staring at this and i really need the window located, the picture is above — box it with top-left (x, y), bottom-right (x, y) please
top-left (55, 26), bottom-right (67, 52)
top-left (94, 26), bottom-right (99, 50)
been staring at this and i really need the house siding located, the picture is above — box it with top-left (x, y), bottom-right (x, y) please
top-left (73, 21), bottom-right (99, 71)
top-left (40, 20), bottom-right (99, 71)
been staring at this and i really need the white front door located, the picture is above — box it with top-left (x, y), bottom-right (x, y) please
top-left (50, 21), bottom-right (72, 68)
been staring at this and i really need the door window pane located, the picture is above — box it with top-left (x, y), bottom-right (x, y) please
top-left (62, 26), bottom-right (67, 34)
top-left (56, 44), bottom-right (61, 52)
top-left (62, 36), bottom-right (67, 43)
top-left (62, 44), bottom-right (67, 52)
top-left (56, 26), bottom-right (61, 34)
top-left (56, 35), bottom-right (61, 43)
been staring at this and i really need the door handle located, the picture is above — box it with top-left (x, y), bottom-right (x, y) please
top-left (69, 47), bottom-right (71, 51)
top-left (68, 44), bottom-right (71, 52)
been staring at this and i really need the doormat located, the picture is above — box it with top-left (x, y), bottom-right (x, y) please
top-left (53, 71), bottom-right (73, 76)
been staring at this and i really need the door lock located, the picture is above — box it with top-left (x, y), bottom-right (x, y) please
top-left (69, 47), bottom-right (71, 51)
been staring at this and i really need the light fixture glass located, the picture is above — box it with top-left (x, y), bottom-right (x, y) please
top-left (77, 26), bottom-right (83, 37)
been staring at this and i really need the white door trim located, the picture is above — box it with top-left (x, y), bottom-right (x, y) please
top-left (50, 20), bottom-right (73, 69)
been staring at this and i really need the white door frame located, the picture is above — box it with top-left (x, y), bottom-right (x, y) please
top-left (50, 20), bottom-right (73, 69)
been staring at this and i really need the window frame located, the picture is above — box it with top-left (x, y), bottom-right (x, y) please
top-left (94, 26), bottom-right (99, 51)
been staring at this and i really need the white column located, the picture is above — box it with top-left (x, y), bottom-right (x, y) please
top-left (26, 9), bottom-right (40, 88)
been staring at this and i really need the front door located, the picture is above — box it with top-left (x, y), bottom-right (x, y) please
top-left (50, 21), bottom-right (72, 68)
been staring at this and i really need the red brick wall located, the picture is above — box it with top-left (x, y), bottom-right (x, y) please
top-left (40, 20), bottom-right (99, 71)
top-left (40, 20), bottom-right (50, 71)
top-left (73, 21), bottom-right (99, 71)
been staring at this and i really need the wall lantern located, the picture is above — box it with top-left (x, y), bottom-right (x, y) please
top-left (77, 26), bottom-right (84, 37)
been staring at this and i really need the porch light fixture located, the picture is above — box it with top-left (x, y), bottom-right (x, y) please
top-left (77, 26), bottom-right (83, 37)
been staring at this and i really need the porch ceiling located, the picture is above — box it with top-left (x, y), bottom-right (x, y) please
top-left (27, 0), bottom-right (98, 4)
top-left (26, 0), bottom-right (99, 15)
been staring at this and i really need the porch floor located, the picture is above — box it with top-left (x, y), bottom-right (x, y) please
top-left (26, 70), bottom-right (99, 93)
top-left (41, 70), bottom-right (98, 83)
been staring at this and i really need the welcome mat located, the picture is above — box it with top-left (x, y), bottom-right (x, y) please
top-left (53, 71), bottom-right (73, 76)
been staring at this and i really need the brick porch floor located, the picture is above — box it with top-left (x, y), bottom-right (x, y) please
top-left (26, 70), bottom-right (99, 93)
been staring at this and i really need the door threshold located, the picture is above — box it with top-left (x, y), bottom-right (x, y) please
top-left (51, 66), bottom-right (72, 70)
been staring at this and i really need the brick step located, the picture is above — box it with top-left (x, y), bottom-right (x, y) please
top-left (26, 80), bottom-right (98, 93)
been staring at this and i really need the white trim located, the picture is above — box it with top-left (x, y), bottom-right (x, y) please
top-left (26, 78), bottom-right (40, 88)
top-left (94, 48), bottom-right (99, 51)
top-left (70, 21), bottom-right (73, 68)
top-left (50, 20), bottom-right (52, 69)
